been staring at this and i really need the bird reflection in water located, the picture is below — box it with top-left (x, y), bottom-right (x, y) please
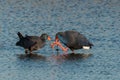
top-left (16, 51), bottom-right (92, 64)
top-left (17, 52), bottom-right (46, 61)
top-left (51, 53), bottom-right (92, 61)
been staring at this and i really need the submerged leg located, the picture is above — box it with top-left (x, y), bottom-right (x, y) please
top-left (29, 47), bottom-right (34, 55)
top-left (29, 42), bottom-right (37, 55)
top-left (72, 50), bottom-right (75, 54)
top-left (56, 45), bottom-right (60, 55)
top-left (25, 49), bottom-right (29, 54)
top-left (29, 50), bottom-right (32, 55)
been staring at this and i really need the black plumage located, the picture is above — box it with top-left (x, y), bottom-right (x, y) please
top-left (16, 32), bottom-right (51, 54)
top-left (55, 30), bottom-right (93, 52)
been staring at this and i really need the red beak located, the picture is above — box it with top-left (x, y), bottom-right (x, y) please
top-left (55, 36), bottom-right (59, 42)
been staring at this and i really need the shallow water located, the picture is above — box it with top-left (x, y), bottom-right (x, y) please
top-left (0, 0), bottom-right (120, 80)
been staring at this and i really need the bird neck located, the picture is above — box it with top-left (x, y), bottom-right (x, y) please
top-left (40, 37), bottom-right (46, 42)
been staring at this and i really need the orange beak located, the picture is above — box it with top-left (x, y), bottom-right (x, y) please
top-left (47, 36), bottom-right (51, 41)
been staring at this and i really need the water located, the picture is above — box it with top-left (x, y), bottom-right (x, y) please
top-left (0, 0), bottom-right (120, 80)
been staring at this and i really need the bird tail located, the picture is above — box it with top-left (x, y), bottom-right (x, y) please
top-left (84, 42), bottom-right (94, 49)
top-left (89, 43), bottom-right (94, 49)
top-left (17, 32), bottom-right (24, 39)
top-left (90, 43), bottom-right (94, 46)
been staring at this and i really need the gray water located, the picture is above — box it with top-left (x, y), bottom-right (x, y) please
top-left (0, 0), bottom-right (120, 80)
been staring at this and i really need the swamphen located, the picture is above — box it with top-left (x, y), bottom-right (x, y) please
top-left (16, 32), bottom-right (51, 54)
top-left (51, 30), bottom-right (93, 53)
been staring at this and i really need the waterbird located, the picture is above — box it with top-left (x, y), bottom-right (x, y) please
top-left (51, 30), bottom-right (93, 53)
top-left (16, 32), bottom-right (51, 54)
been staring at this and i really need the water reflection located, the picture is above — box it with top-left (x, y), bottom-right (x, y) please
top-left (16, 53), bottom-right (46, 61)
top-left (51, 53), bottom-right (92, 61)
top-left (16, 52), bottom-right (92, 63)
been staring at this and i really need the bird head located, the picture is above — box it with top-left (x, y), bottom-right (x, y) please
top-left (40, 33), bottom-right (51, 41)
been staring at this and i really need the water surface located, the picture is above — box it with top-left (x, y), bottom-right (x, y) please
top-left (0, 0), bottom-right (120, 80)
